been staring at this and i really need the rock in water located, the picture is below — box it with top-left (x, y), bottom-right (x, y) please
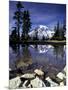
top-left (60, 82), bottom-right (64, 86)
top-left (57, 72), bottom-right (65, 80)
top-left (51, 77), bottom-right (62, 84)
top-left (21, 73), bottom-right (35, 80)
top-left (34, 69), bottom-right (44, 76)
top-left (63, 67), bottom-right (66, 73)
top-left (9, 76), bottom-right (21, 89)
top-left (45, 77), bottom-right (58, 87)
top-left (62, 67), bottom-right (66, 75)
top-left (30, 76), bottom-right (46, 88)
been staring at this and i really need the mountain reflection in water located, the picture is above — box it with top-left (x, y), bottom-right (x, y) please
top-left (9, 44), bottom-right (66, 77)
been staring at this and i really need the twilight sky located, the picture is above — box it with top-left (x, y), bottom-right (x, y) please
top-left (9, 1), bottom-right (66, 33)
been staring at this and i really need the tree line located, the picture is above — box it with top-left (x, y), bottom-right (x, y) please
top-left (51, 21), bottom-right (66, 40)
top-left (10, 2), bottom-right (66, 44)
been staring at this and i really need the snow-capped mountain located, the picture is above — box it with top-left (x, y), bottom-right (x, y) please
top-left (28, 25), bottom-right (55, 40)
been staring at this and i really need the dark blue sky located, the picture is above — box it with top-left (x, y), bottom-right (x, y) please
top-left (9, 1), bottom-right (66, 32)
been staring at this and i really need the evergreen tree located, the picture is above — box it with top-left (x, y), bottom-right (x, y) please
top-left (52, 22), bottom-right (60, 40)
top-left (22, 10), bottom-right (31, 40)
top-left (56, 21), bottom-right (60, 39)
top-left (13, 2), bottom-right (24, 41)
top-left (51, 26), bottom-right (56, 40)
top-left (52, 21), bottom-right (66, 40)
top-left (61, 23), bottom-right (66, 40)
top-left (54, 26), bottom-right (57, 32)
top-left (63, 22), bottom-right (66, 39)
top-left (10, 27), bottom-right (18, 43)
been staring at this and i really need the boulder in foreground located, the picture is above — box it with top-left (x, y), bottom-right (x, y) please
top-left (21, 73), bottom-right (35, 80)
top-left (30, 76), bottom-right (46, 88)
top-left (34, 69), bottom-right (44, 76)
top-left (9, 76), bottom-right (21, 89)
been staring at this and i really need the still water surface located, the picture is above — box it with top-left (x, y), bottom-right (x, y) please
top-left (9, 44), bottom-right (66, 77)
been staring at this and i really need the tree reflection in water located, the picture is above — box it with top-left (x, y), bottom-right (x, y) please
top-left (52, 45), bottom-right (66, 69)
top-left (10, 43), bottom-right (18, 53)
top-left (53, 45), bottom-right (65, 61)
top-left (14, 45), bottom-right (32, 69)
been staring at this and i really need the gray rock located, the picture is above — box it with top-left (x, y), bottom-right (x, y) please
top-left (34, 69), bottom-right (44, 76)
top-left (63, 67), bottom-right (66, 73)
top-left (51, 77), bottom-right (63, 84)
top-left (9, 76), bottom-right (21, 89)
top-left (9, 68), bottom-right (11, 71)
top-left (57, 72), bottom-right (65, 80)
top-left (46, 77), bottom-right (59, 87)
top-left (21, 73), bottom-right (35, 80)
top-left (30, 76), bottom-right (46, 88)
top-left (62, 67), bottom-right (66, 75)
top-left (60, 82), bottom-right (64, 86)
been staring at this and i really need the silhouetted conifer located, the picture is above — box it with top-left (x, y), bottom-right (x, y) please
top-left (13, 2), bottom-right (24, 42)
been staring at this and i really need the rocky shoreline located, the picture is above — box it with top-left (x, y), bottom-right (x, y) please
top-left (9, 67), bottom-right (66, 89)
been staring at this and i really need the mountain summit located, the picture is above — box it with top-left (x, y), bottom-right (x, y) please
top-left (29, 25), bottom-right (55, 40)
